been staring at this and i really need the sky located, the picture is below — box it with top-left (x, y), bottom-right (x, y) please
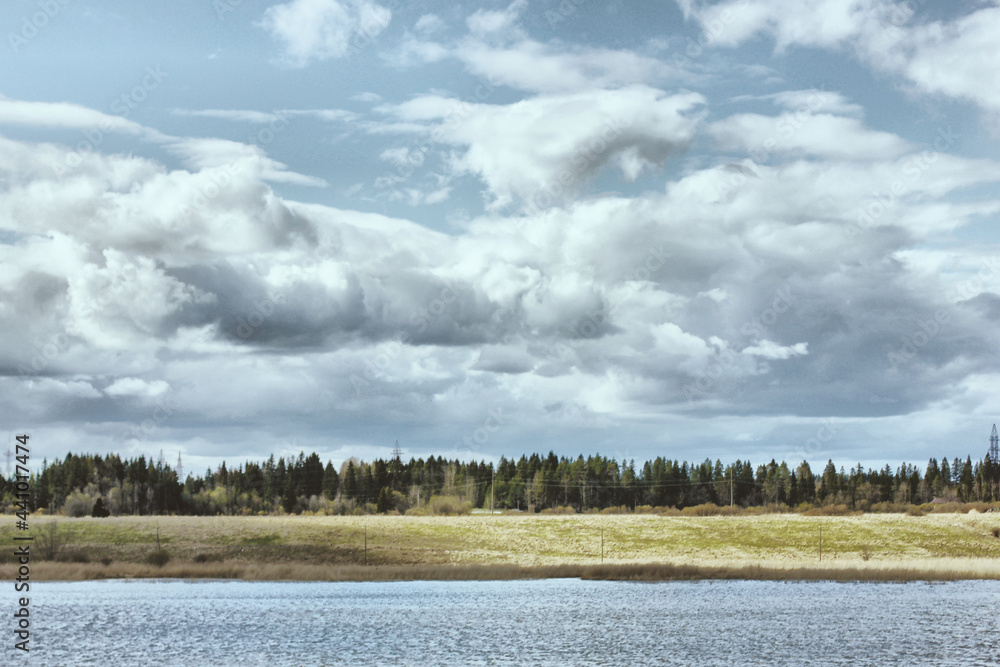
top-left (2, 0), bottom-right (1000, 478)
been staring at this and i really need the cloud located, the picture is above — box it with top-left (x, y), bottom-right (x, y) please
top-left (864, 4), bottom-right (1000, 114)
top-left (0, 98), bottom-right (168, 141)
top-left (351, 92), bottom-right (382, 103)
top-left (381, 36), bottom-right (449, 67)
top-left (414, 13), bottom-right (447, 36)
top-left (768, 89), bottom-right (864, 117)
top-left (379, 86), bottom-right (704, 210)
top-left (742, 340), bottom-right (809, 360)
top-left (165, 138), bottom-right (328, 187)
top-left (708, 112), bottom-right (913, 161)
top-left (680, 1), bottom-right (1000, 115)
top-left (466, 0), bottom-right (527, 36)
top-left (171, 108), bottom-right (356, 124)
top-left (259, 0), bottom-right (393, 67)
top-left (105, 377), bottom-right (171, 397)
top-left (455, 39), bottom-right (678, 93)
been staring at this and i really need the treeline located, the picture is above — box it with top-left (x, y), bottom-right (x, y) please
top-left (3, 450), bottom-right (1000, 517)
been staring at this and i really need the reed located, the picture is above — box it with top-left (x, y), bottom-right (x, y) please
top-left (7, 558), bottom-right (1000, 583)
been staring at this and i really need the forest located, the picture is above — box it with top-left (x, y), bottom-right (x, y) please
top-left (3, 450), bottom-right (999, 517)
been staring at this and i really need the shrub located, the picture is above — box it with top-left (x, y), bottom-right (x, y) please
top-left (992, 528), bottom-right (999, 539)
top-left (540, 505), bottom-right (576, 515)
top-left (36, 521), bottom-right (70, 561)
top-left (100, 556), bottom-right (113, 566)
top-left (428, 495), bottom-right (472, 516)
top-left (59, 549), bottom-right (90, 564)
top-left (146, 549), bottom-right (171, 567)
top-left (193, 553), bottom-right (223, 563)
top-left (906, 506), bottom-right (925, 517)
top-left (802, 504), bottom-right (851, 516)
top-left (681, 503), bottom-right (722, 517)
top-left (63, 492), bottom-right (94, 518)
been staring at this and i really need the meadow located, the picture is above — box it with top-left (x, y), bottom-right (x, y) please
top-left (3, 512), bottom-right (1000, 581)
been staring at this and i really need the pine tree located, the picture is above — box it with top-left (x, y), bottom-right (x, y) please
top-left (376, 487), bottom-right (391, 514)
top-left (281, 476), bottom-right (297, 514)
top-left (91, 497), bottom-right (111, 518)
top-left (322, 462), bottom-right (340, 501)
top-left (959, 457), bottom-right (974, 502)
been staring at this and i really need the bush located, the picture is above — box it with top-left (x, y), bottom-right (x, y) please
top-left (540, 505), bottom-right (576, 515)
top-left (100, 556), bottom-right (113, 566)
top-left (193, 553), bottom-right (223, 563)
top-left (146, 549), bottom-right (171, 567)
top-left (59, 549), bottom-right (90, 564)
top-left (802, 504), bottom-right (852, 516)
top-left (906, 506), bottom-right (926, 517)
top-left (681, 503), bottom-right (722, 517)
top-left (992, 528), bottom-right (999, 539)
top-left (36, 521), bottom-right (70, 561)
top-left (427, 495), bottom-right (473, 516)
top-left (64, 492), bottom-right (94, 518)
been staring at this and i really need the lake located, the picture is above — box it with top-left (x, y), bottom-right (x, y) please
top-left (19, 578), bottom-right (1000, 665)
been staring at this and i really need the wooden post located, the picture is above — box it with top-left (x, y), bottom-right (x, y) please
top-left (364, 525), bottom-right (368, 566)
top-left (819, 525), bottom-right (822, 562)
top-left (601, 525), bottom-right (604, 564)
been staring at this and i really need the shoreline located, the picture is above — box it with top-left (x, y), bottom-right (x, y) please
top-left (13, 559), bottom-right (1000, 583)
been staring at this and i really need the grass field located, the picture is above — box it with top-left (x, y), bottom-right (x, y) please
top-left (2, 512), bottom-right (1000, 581)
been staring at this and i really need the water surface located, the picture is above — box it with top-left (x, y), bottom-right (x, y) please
top-left (22, 579), bottom-right (1000, 665)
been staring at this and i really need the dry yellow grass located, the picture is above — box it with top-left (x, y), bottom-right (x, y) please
top-left (2, 512), bottom-right (998, 581)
